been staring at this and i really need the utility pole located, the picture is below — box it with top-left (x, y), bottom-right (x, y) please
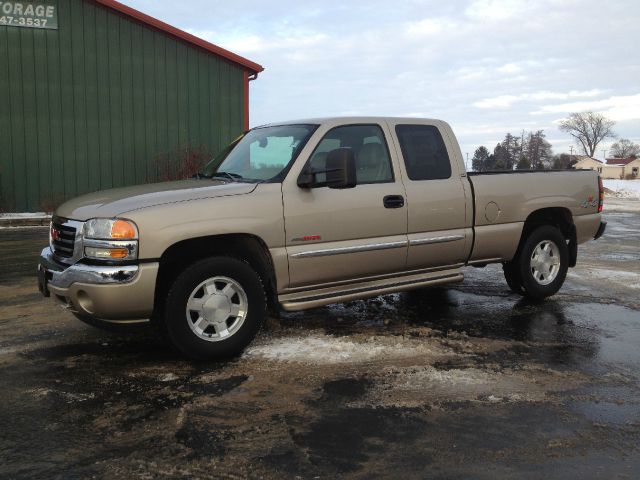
top-left (466, 152), bottom-right (469, 169)
top-left (569, 145), bottom-right (574, 169)
top-left (602, 149), bottom-right (607, 161)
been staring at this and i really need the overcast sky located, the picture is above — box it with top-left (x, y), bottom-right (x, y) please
top-left (128, 0), bottom-right (640, 166)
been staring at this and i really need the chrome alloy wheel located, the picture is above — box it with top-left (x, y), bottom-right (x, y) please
top-left (185, 276), bottom-right (248, 342)
top-left (530, 240), bottom-right (561, 286)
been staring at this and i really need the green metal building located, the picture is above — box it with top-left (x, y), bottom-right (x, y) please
top-left (0, 0), bottom-right (263, 212)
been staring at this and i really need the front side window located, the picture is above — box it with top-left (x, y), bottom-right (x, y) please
top-left (395, 124), bottom-right (451, 180)
top-left (203, 124), bottom-right (317, 182)
top-left (307, 124), bottom-right (394, 185)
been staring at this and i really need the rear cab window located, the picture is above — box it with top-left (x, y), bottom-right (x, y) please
top-left (395, 124), bottom-right (451, 180)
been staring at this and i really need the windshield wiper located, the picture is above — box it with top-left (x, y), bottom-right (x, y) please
top-left (194, 171), bottom-right (244, 182)
top-left (193, 172), bottom-right (211, 179)
top-left (210, 171), bottom-right (244, 182)
top-left (195, 171), bottom-right (266, 184)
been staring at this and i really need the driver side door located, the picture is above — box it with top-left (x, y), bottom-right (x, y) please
top-left (281, 123), bottom-right (408, 288)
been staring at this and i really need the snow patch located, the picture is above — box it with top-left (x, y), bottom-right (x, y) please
top-left (603, 198), bottom-right (640, 213)
top-left (0, 225), bottom-right (50, 230)
top-left (360, 365), bottom-right (586, 406)
top-left (159, 373), bottom-right (180, 382)
top-left (603, 180), bottom-right (640, 200)
top-left (0, 212), bottom-right (50, 219)
top-left (569, 268), bottom-right (640, 290)
top-left (244, 334), bottom-right (442, 364)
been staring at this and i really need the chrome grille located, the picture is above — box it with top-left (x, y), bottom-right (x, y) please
top-left (51, 220), bottom-right (77, 258)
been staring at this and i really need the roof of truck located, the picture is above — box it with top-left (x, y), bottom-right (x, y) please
top-left (257, 116), bottom-right (446, 127)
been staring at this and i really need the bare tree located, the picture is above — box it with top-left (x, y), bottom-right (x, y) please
top-left (610, 138), bottom-right (640, 158)
top-left (551, 153), bottom-right (576, 170)
top-left (559, 111), bottom-right (615, 158)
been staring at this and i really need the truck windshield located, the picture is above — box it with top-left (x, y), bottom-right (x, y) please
top-left (201, 124), bottom-right (317, 182)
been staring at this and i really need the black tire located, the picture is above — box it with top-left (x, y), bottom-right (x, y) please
top-left (73, 313), bottom-right (150, 332)
top-left (502, 261), bottom-right (525, 295)
top-left (163, 256), bottom-right (266, 360)
top-left (516, 225), bottom-right (569, 300)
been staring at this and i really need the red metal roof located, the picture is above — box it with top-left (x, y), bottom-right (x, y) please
top-left (93, 0), bottom-right (264, 75)
top-left (606, 157), bottom-right (636, 165)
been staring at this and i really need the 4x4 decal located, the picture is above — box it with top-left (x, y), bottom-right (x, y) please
top-left (581, 196), bottom-right (598, 208)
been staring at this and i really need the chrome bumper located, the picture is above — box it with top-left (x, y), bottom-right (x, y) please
top-left (37, 247), bottom-right (158, 320)
top-left (38, 246), bottom-right (139, 290)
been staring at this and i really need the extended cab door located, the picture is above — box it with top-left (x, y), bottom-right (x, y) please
top-left (281, 122), bottom-right (408, 288)
top-left (388, 120), bottom-right (473, 270)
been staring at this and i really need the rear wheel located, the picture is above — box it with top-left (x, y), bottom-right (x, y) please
top-left (163, 256), bottom-right (266, 360)
top-left (516, 225), bottom-right (568, 300)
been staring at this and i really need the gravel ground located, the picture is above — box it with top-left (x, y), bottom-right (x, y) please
top-left (1, 202), bottom-right (639, 479)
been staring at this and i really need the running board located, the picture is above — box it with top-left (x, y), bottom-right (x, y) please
top-left (279, 269), bottom-right (464, 311)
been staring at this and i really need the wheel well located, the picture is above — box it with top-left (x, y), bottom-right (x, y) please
top-left (518, 207), bottom-right (577, 267)
top-left (523, 207), bottom-right (573, 237)
top-left (153, 234), bottom-right (278, 317)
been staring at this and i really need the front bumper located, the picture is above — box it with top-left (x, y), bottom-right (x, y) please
top-left (38, 247), bottom-right (158, 320)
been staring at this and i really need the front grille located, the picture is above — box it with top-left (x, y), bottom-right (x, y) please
top-left (51, 220), bottom-right (77, 258)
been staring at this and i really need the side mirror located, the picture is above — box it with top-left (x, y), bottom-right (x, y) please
top-left (326, 148), bottom-right (357, 189)
top-left (298, 148), bottom-right (357, 189)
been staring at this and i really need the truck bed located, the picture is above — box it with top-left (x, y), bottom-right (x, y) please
top-left (465, 169), bottom-right (601, 264)
top-left (467, 169), bottom-right (594, 175)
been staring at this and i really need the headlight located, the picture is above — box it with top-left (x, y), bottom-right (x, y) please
top-left (84, 218), bottom-right (138, 240)
top-left (83, 219), bottom-right (138, 261)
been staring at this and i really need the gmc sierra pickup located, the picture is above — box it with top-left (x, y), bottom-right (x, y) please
top-left (37, 117), bottom-right (606, 359)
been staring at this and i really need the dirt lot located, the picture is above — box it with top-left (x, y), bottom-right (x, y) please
top-left (1, 200), bottom-right (639, 479)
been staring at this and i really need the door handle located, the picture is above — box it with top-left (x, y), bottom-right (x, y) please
top-left (383, 195), bottom-right (404, 209)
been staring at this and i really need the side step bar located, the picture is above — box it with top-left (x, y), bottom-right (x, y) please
top-left (279, 269), bottom-right (464, 311)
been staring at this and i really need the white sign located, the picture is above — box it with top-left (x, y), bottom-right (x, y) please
top-left (0, 2), bottom-right (57, 29)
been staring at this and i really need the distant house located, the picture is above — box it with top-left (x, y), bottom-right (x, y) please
top-left (622, 158), bottom-right (640, 178)
top-left (572, 156), bottom-right (614, 177)
top-left (572, 155), bottom-right (636, 179)
top-left (604, 157), bottom-right (639, 179)
top-left (573, 156), bottom-right (603, 171)
top-left (606, 157), bottom-right (637, 166)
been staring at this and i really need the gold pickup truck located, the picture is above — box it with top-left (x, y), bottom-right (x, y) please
top-left (37, 117), bottom-right (606, 359)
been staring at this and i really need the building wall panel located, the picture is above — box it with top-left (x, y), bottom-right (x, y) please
top-left (0, 0), bottom-right (248, 211)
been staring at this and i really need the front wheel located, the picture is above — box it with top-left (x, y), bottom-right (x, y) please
top-left (502, 261), bottom-right (524, 295)
top-left (516, 225), bottom-right (569, 300)
top-left (163, 256), bottom-right (266, 360)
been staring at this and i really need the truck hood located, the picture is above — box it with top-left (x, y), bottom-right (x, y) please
top-left (56, 180), bottom-right (258, 220)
